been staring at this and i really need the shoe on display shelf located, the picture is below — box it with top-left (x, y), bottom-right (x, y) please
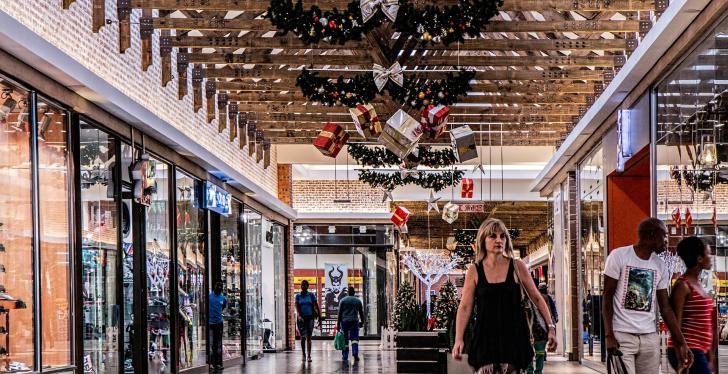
top-left (9, 361), bottom-right (32, 372)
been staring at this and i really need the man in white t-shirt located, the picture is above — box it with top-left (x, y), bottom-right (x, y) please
top-left (602, 218), bottom-right (692, 373)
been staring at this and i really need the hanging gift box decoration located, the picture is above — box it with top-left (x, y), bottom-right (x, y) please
top-left (350, 103), bottom-right (383, 139)
top-left (450, 125), bottom-right (478, 162)
top-left (379, 109), bottom-right (422, 159)
top-left (442, 202), bottom-right (459, 224)
top-left (421, 104), bottom-right (450, 138)
top-left (391, 206), bottom-right (411, 227)
top-left (314, 122), bottom-right (350, 157)
top-left (461, 178), bottom-right (474, 198)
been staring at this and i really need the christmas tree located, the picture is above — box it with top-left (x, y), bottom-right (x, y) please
top-left (432, 280), bottom-right (459, 348)
top-left (392, 281), bottom-right (423, 331)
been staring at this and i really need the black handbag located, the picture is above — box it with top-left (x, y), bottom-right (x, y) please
top-left (513, 260), bottom-right (549, 342)
top-left (607, 351), bottom-right (628, 374)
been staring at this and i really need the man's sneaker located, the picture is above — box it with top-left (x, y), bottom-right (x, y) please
top-left (354, 355), bottom-right (360, 363)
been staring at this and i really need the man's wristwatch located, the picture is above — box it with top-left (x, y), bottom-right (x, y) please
top-left (548, 324), bottom-right (556, 330)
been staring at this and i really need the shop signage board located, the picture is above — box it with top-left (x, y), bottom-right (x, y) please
top-left (323, 263), bottom-right (348, 317)
top-left (459, 203), bottom-right (484, 213)
top-left (204, 181), bottom-right (232, 216)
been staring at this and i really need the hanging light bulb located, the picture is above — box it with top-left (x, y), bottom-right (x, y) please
top-left (700, 135), bottom-right (718, 167)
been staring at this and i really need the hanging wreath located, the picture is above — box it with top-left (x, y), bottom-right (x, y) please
top-left (267, 0), bottom-right (502, 46)
top-left (296, 68), bottom-right (474, 109)
top-left (348, 144), bottom-right (456, 168)
top-left (358, 169), bottom-right (464, 192)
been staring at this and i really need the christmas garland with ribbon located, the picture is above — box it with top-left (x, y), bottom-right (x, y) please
top-left (358, 169), bottom-right (464, 192)
top-left (267, 0), bottom-right (502, 46)
top-left (348, 144), bottom-right (456, 168)
top-left (296, 68), bottom-right (474, 109)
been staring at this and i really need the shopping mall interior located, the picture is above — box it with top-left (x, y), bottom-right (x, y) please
top-left (0, 0), bottom-right (727, 373)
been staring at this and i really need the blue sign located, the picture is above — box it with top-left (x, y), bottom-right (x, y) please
top-left (204, 182), bottom-right (231, 216)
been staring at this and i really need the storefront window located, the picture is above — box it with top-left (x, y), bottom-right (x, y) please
top-left (175, 171), bottom-right (207, 369)
top-left (0, 81), bottom-right (33, 372)
top-left (243, 209), bottom-right (263, 358)
top-left (654, 17), bottom-right (728, 348)
top-left (261, 220), bottom-right (287, 351)
top-left (120, 144), bottom-right (135, 373)
top-left (579, 146), bottom-right (605, 360)
top-left (79, 122), bottom-right (119, 373)
top-left (220, 203), bottom-right (241, 358)
top-left (37, 99), bottom-right (72, 368)
top-left (145, 157), bottom-right (171, 374)
top-left (293, 224), bottom-right (393, 337)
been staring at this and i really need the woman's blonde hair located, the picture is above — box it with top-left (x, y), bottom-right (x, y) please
top-left (474, 218), bottom-right (515, 263)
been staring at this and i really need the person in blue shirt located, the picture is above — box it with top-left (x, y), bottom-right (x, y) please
top-left (337, 286), bottom-right (365, 364)
top-left (208, 281), bottom-right (227, 371)
top-left (295, 280), bottom-right (321, 363)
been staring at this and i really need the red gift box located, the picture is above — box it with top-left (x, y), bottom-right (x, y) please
top-left (421, 104), bottom-right (450, 138)
top-left (390, 206), bottom-right (411, 227)
top-left (461, 178), bottom-right (474, 198)
top-left (313, 123), bottom-right (350, 157)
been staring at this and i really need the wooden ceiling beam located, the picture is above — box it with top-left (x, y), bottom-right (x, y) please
top-left (216, 80), bottom-right (600, 94)
top-left (226, 91), bottom-right (589, 104)
top-left (129, 0), bottom-right (658, 12)
top-left (151, 17), bottom-right (644, 34)
top-left (251, 112), bottom-right (576, 123)
top-left (205, 66), bottom-right (609, 80)
top-left (186, 52), bottom-right (623, 68)
top-left (235, 103), bottom-right (583, 115)
top-left (171, 36), bottom-right (633, 51)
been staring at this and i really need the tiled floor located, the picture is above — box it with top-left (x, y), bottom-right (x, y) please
top-left (222, 341), bottom-right (599, 374)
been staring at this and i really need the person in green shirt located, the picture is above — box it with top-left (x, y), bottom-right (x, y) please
top-left (337, 286), bottom-right (365, 364)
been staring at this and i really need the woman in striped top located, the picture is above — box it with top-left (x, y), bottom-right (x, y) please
top-left (668, 236), bottom-right (717, 373)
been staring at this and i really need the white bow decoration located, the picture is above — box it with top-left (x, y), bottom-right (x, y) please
top-left (372, 62), bottom-right (404, 92)
top-left (361, 0), bottom-right (399, 23)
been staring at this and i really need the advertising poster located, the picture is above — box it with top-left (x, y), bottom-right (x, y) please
top-left (323, 263), bottom-right (348, 317)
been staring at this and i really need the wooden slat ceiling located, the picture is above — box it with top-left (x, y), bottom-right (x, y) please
top-left (397, 200), bottom-right (550, 253)
top-left (66, 0), bottom-right (667, 146)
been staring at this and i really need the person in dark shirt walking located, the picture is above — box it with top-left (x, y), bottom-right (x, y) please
top-left (337, 286), bottom-right (365, 365)
top-left (296, 280), bottom-right (321, 363)
top-left (208, 281), bottom-right (227, 371)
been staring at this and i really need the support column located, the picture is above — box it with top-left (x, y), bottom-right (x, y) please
top-left (567, 171), bottom-right (583, 361)
top-left (278, 164), bottom-right (293, 207)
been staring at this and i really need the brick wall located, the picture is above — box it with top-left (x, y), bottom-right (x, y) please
top-left (657, 178), bottom-right (728, 215)
top-left (292, 180), bottom-right (390, 213)
top-left (0, 0), bottom-right (277, 195)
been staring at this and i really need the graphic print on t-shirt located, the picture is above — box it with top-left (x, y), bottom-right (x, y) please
top-left (622, 266), bottom-right (655, 312)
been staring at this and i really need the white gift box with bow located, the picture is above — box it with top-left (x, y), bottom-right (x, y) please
top-left (379, 109), bottom-right (422, 159)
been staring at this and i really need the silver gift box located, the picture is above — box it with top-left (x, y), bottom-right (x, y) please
top-left (379, 109), bottom-right (422, 159)
top-left (442, 202), bottom-right (460, 224)
top-left (450, 125), bottom-right (478, 162)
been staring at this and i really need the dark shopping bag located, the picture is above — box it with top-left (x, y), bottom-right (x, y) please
top-left (607, 351), bottom-right (628, 374)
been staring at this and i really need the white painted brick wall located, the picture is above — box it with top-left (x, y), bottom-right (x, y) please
top-left (0, 0), bottom-right (278, 195)
top-left (292, 179), bottom-right (390, 213)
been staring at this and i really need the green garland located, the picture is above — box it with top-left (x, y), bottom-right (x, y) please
top-left (348, 144), bottom-right (456, 168)
top-left (296, 68), bottom-right (474, 109)
top-left (267, 0), bottom-right (502, 46)
top-left (358, 169), bottom-right (464, 192)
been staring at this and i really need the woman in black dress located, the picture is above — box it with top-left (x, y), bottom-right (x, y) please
top-left (452, 218), bottom-right (557, 373)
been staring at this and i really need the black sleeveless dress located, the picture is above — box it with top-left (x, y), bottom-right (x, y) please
top-left (468, 259), bottom-right (533, 371)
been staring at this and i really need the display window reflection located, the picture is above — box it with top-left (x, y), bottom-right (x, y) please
top-left (79, 122), bottom-right (119, 374)
top-left (244, 209), bottom-right (263, 358)
top-left (0, 82), bottom-right (33, 371)
top-left (37, 99), bottom-right (72, 369)
top-left (145, 158), bottom-right (171, 374)
top-left (220, 203), bottom-right (242, 358)
top-left (175, 171), bottom-right (207, 369)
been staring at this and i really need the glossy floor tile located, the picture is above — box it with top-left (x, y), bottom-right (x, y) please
top-left (222, 341), bottom-right (599, 374)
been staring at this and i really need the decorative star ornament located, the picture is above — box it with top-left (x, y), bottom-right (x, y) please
top-left (427, 191), bottom-right (441, 213)
top-left (472, 163), bottom-right (485, 174)
top-left (399, 168), bottom-right (417, 179)
top-left (382, 189), bottom-right (394, 203)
